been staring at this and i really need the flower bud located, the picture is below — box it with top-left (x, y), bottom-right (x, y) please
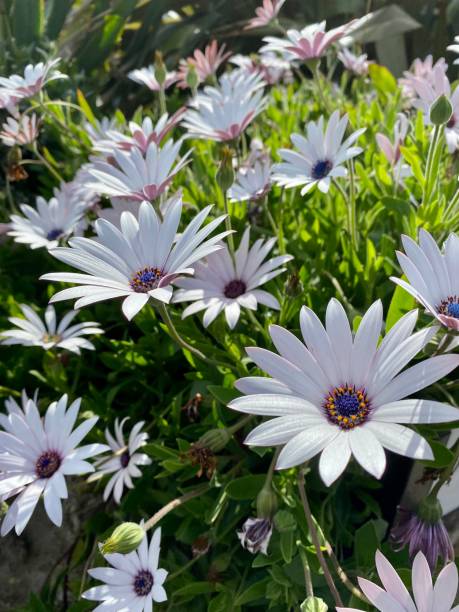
top-left (154, 51), bottom-right (167, 87)
top-left (101, 522), bottom-right (145, 555)
top-left (186, 63), bottom-right (199, 91)
top-left (256, 484), bottom-right (278, 519)
top-left (197, 427), bottom-right (231, 453)
top-left (430, 94), bottom-right (453, 126)
top-left (237, 517), bottom-right (273, 555)
top-left (216, 147), bottom-right (235, 192)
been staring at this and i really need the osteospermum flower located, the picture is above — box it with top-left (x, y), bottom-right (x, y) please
top-left (337, 550), bottom-right (459, 612)
top-left (41, 196), bottom-right (230, 320)
top-left (82, 528), bottom-right (167, 609)
top-left (86, 138), bottom-right (191, 201)
top-left (228, 299), bottom-right (459, 485)
top-left (245, 0), bottom-right (286, 29)
top-left (177, 40), bottom-right (231, 88)
top-left (0, 58), bottom-right (66, 101)
top-left (231, 53), bottom-right (292, 86)
top-left (0, 113), bottom-right (39, 147)
top-left (8, 192), bottom-right (88, 250)
top-left (0, 394), bottom-right (107, 535)
top-left (173, 228), bottom-right (292, 329)
top-left (272, 110), bottom-right (365, 194)
top-left (128, 65), bottom-right (179, 91)
top-left (0, 304), bottom-right (103, 353)
top-left (376, 113), bottom-right (411, 183)
top-left (228, 159), bottom-right (272, 202)
top-left (85, 116), bottom-right (121, 148)
top-left (338, 48), bottom-right (371, 76)
top-left (399, 55), bottom-right (448, 99)
top-left (391, 229), bottom-right (459, 332)
top-left (182, 72), bottom-right (265, 142)
top-left (90, 418), bottom-right (151, 504)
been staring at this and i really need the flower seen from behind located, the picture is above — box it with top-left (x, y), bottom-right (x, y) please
top-left (128, 65), bottom-right (179, 91)
top-left (245, 0), bottom-right (286, 30)
top-left (0, 113), bottom-right (39, 147)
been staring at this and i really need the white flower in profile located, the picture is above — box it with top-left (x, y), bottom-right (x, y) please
top-left (86, 138), bottom-right (191, 201)
top-left (0, 394), bottom-right (107, 535)
top-left (272, 111), bottom-right (365, 194)
top-left (128, 65), bottom-right (179, 91)
top-left (0, 113), bottom-right (39, 147)
top-left (182, 71), bottom-right (265, 142)
top-left (41, 196), bottom-right (230, 320)
top-left (177, 40), bottom-right (231, 88)
top-left (90, 418), bottom-right (151, 504)
top-left (231, 53), bottom-right (292, 86)
top-left (448, 35), bottom-right (459, 65)
top-left (245, 0), bottom-right (286, 29)
top-left (83, 527), bottom-right (167, 610)
top-left (85, 116), bottom-right (121, 148)
top-left (228, 298), bottom-right (459, 485)
top-left (376, 113), bottom-right (412, 183)
top-left (173, 228), bottom-right (292, 329)
top-left (338, 48), bottom-right (371, 76)
top-left (0, 58), bottom-right (66, 100)
top-left (391, 229), bottom-right (459, 332)
top-left (337, 550), bottom-right (459, 612)
top-left (0, 304), bottom-right (103, 353)
top-left (399, 55), bottom-right (448, 99)
top-left (8, 191), bottom-right (88, 250)
top-left (228, 159), bottom-right (272, 202)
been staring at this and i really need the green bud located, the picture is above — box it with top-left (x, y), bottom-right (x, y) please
top-left (417, 495), bottom-right (443, 524)
top-left (216, 147), bottom-right (235, 192)
top-left (430, 95), bottom-right (453, 126)
top-left (186, 63), bottom-right (199, 91)
top-left (154, 51), bottom-right (167, 87)
top-left (300, 596), bottom-right (328, 612)
top-left (101, 522), bottom-right (145, 555)
top-left (256, 484), bottom-right (278, 519)
top-left (197, 428), bottom-right (231, 453)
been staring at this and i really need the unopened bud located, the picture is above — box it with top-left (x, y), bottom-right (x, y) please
top-left (430, 94), bottom-right (453, 126)
top-left (101, 522), bottom-right (145, 555)
top-left (216, 146), bottom-right (235, 192)
top-left (154, 51), bottom-right (167, 87)
top-left (186, 63), bottom-right (199, 91)
top-left (197, 427), bottom-right (231, 453)
top-left (256, 484), bottom-right (278, 519)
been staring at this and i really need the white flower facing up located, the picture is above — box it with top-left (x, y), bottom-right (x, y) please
top-left (128, 65), bottom-right (179, 91)
top-left (90, 418), bottom-right (151, 504)
top-left (41, 197), bottom-right (230, 320)
top-left (182, 72), bottom-right (266, 142)
top-left (0, 394), bottom-right (107, 536)
top-left (272, 110), bottom-right (365, 194)
top-left (86, 138), bottom-right (191, 201)
top-left (391, 229), bottom-right (459, 332)
top-left (228, 159), bottom-right (272, 202)
top-left (0, 113), bottom-right (39, 147)
top-left (0, 59), bottom-right (66, 101)
top-left (0, 304), bottom-right (103, 354)
top-left (173, 228), bottom-right (292, 329)
top-left (448, 35), bottom-right (459, 65)
top-left (338, 48), bottom-right (371, 76)
top-left (8, 192), bottom-right (88, 250)
top-left (338, 550), bottom-right (459, 612)
top-left (228, 298), bottom-right (459, 485)
top-left (83, 527), bottom-right (167, 610)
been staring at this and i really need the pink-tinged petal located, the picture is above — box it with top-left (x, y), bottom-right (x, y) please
top-left (374, 550), bottom-right (417, 612)
top-left (412, 552), bottom-right (434, 612)
top-left (433, 562), bottom-right (458, 612)
top-left (358, 577), bottom-right (407, 612)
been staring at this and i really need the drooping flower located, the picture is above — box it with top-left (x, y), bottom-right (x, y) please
top-left (41, 196), bottom-right (230, 320)
top-left (228, 299), bottom-right (459, 485)
top-left (173, 228), bottom-right (292, 329)
top-left (228, 159), bottom-right (272, 202)
top-left (376, 113), bottom-right (411, 183)
top-left (0, 304), bottom-right (103, 353)
top-left (177, 40), bottom-right (231, 88)
top-left (391, 229), bottom-right (459, 332)
top-left (261, 20), bottom-right (354, 63)
top-left (90, 418), bottom-right (151, 504)
top-left (182, 71), bottom-right (265, 142)
top-left (86, 138), bottom-right (191, 201)
top-left (272, 110), bottom-right (365, 194)
top-left (447, 36), bottom-right (459, 65)
top-left (0, 394), bottom-right (107, 535)
top-left (0, 113), bottom-right (39, 147)
top-left (231, 52), bottom-right (292, 86)
top-left (337, 550), bottom-right (459, 612)
top-left (0, 59), bottom-right (66, 101)
top-left (338, 48), bottom-right (371, 76)
top-left (245, 0), bottom-right (286, 29)
top-left (82, 527), bottom-right (167, 610)
top-left (238, 517), bottom-right (273, 554)
top-left (399, 55), bottom-right (448, 100)
top-left (128, 65), bottom-right (179, 91)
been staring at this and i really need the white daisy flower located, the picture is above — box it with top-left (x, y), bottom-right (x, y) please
top-left (231, 53), bottom-right (292, 86)
top-left (90, 418), bottom-right (152, 504)
top-left (85, 116), bottom-right (121, 148)
top-left (173, 228), bottom-right (292, 329)
top-left (272, 110), bottom-right (365, 194)
top-left (0, 58), bottom-right (66, 101)
top-left (0, 389), bottom-right (39, 432)
top-left (41, 196), bottom-right (230, 320)
top-left (0, 394), bottom-right (107, 535)
top-left (399, 55), bottom-right (448, 100)
top-left (0, 113), bottom-right (39, 147)
top-left (391, 229), bottom-right (459, 332)
top-left (83, 527), bottom-right (167, 610)
top-left (245, 0), bottom-right (286, 30)
top-left (8, 191), bottom-right (88, 250)
top-left (97, 198), bottom-right (142, 228)
top-left (376, 113), bottom-right (412, 182)
top-left (128, 65), bottom-right (179, 91)
top-left (337, 48), bottom-right (371, 76)
top-left (228, 298), bottom-right (459, 486)
top-left (448, 35), bottom-right (459, 65)
top-left (0, 304), bottom-right (103, 353)
top-left (86, 138), bottom-right (191, 201)
top-left (182, 72), bottom-right (266, 142)
top-left (228, 159), bottom-right (272, 202)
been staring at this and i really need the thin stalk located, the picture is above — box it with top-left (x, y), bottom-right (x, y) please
top-left (32, 144), bottom-right (64, 182)
top-left (262, 195), bottom-right (278, 236)
top-left (334, 178), bottom-right (356, 251)
top-left (158, 88), bottom-right (167, 115)
top-left (347, 160), bottom-right (358, 249)
top-left (246, 309), bottom-right (270, 343)
top-left (324, 540), bottom-right (367, 603)
top-left (298, 545), bottom-right (314, 598)
top-left (223, 190), bottom-right (235, 253)
top-left (314, 64), bottom-right (332, 114)
top-left (297, 468), bottom-right (343, 606)
top-left (422, 125), bottom-right (442, 207)
top-left (228, 414), bottom-right (253, 436)
top-left (144, 483), bottom-right (210, 532)
top-left (444, 186), bottom-right (459, 221)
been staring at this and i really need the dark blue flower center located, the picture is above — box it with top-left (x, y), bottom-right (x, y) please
top-left (47, 228), bottom-right (63, 241)
top-left (324, 385), bottom-right (371, 430)
top-left (130, 267), bottom-right (163, 293)
top-left (224, 279), bottom-right (246, 299)
top-left (35, 450), bottom-right (61, 478)
top-left (447, 302), bottom-right (459, 318)
top-left (120, 450), bottom-right (130, 468)
top-left (133, 570), bottom-right (154, 596)
top-left (438, 296), bottom-right (459, 319)
top-left (311, 159), bottom-right (332, 180)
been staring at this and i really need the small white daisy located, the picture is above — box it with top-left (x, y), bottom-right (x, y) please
top-left (229, 299), bottom-right (459, 485)
top-left (90, 418), bottom-right (151, 504)
top-left (272, 110), bottom-right (365, 194)
top-left (83, 527), bottom-right (167, 610)
top-left (128, 65), bottom-right (179, 91)
top-left (177, 40), bottom-right (231, 88)
top-left (0, 113), bottom-right (39, 147)
top-left (85, 116), bottom-right (121, 148)
top-left (173, 228), bottom-right (292, 329)
top-left (0, 394), bottom-right (107, 535)
top-left (0, 58), bottom-right (66, 100)
top-left (0, 304), bottom-right (103, 354)
top-left (41, 196), bottom-right (230, 320)
top-left (337, 48), bottom-right (371, 76)
top-left (228, 159), bottom-right (272, 202)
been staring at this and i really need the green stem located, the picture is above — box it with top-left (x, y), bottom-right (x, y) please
top-left (422, 125), bottom-right (442, 207)
top-left (430, 439), bottom-right (459, 498)
top-left (158, 88), bottom-right (167, 115)
top-left (223, 191), bottom-right (235, 254)
top-left (33, 144), bottom-right (64, 182)
top-left (348, 160), bottom-right (358, 249)
top-left (298, 545), bottom-right (314, 598)
top-left (228, 414), bottom-right (253, 435)
top-left (314, 64), bottom-right (332, 114)
top-left (246, 309), bottom-right (270, 343)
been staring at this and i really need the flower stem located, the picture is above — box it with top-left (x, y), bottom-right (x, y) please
top-left (223, 190), bottom-right (235, 254)
top-left (347, 160), bottom-right (358, 249)
top-left (323, 539), bottom-right (367, 603)
top-left (158, 88), bottom-right (167, 115)
top-left (32, 143), bottom-right (64, 182)
top-left (298, 544), bottom-right (314, 598)
top-left (430, 438), bottom-right (459, 498)
top-left (334, 177), bottom-right (357, 251)
top-left (422, 124), bottom-right (442, 207)
top-left (143, 483), bottom-right (210, 532)
top-left (297, 468), bottom-right (343, 606)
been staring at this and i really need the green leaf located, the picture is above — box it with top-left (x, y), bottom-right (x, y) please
top-left (77, 89), bottom-right (97, 126)
top-left (274, 510), bottom-right (296, 532)
top-left (386, 284), bottom-right (416, 331)
top-left (207, 385), bottom-right (240, 405)
top-left (280, 529), bottom-right (295, 564)
top-left (369, 64), bottom-right (397, 97)
top-left (354, 520), bottom-right (380, 568)
top-left (174, 581), bottom-right (217, 600)
top-left (300, 596), bottom-right (329, 612)
top-left (225, 475), bottom-right (266, 500)
top-left (235, 578), bottom-right (270, 605)
top-left (13, 0), bottom-right (44, 44)
top-left (420, 440), bottom-right (454, 468)
top-left (45, 0), bottom-right (73, 39)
